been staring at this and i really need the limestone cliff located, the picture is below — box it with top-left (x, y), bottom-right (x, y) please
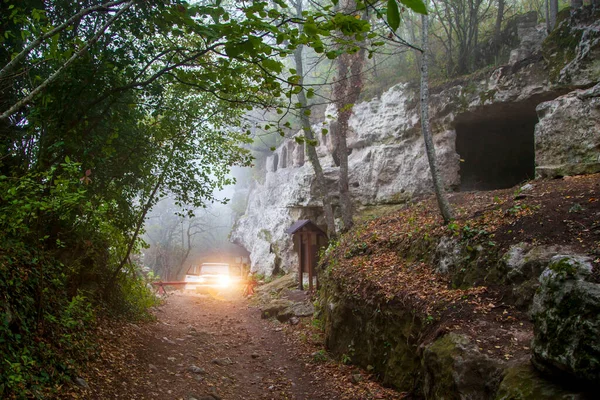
top-left (231, 9), bottom-right (600, 275)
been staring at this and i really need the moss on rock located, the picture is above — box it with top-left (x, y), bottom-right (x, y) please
top-left (422, 333), bottom-right (503, 400)
top-left (495, 363), bottom-right (583, 399)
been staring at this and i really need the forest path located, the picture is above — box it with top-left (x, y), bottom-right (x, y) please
top-left (74, 292), bottom-right (367, 400)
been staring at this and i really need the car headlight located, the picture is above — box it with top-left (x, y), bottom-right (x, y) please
top-left (218, 275), bottom-right (230, 287)
top-left (198, 276), bottom-right (206, 283)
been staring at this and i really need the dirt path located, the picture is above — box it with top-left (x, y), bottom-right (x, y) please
top-left (71, 291), bottom-right (401, 400)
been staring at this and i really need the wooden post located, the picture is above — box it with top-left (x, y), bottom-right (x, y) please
top-left (306, 232), bottom-right (313, 291)
top-left (298, 233), bottom-right (303, 290)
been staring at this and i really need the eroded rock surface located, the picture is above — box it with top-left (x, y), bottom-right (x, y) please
top-left (531, 255), bottom-right (600, 383)
top-left (535, 83), bottom-right (600, 178)
top-left (422, 333), bottom-right (504, 400)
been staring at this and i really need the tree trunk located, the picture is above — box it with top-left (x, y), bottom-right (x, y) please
top-left (293, 1), bottom-right (336, 239)
top-left (494, 0), bottom-right (505, 42)
top-left (420, 15), bottom-right (454, 224)
top-left (106, 149), bottom-right (173, 288)
top-left (548, 0), bottom-right (558, 32)
top-left (332, 0), bottom-right (366, 233)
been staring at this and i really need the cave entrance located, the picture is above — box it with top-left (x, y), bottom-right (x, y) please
top-left (455, 105), bottom-right (537, 191)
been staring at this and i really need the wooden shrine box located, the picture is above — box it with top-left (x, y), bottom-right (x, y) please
top-left (285, 219), bottom-right (328, 291)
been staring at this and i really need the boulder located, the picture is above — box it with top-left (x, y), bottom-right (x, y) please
top-left (289, 301), bottom-right (315, 318)
top-left (435, 236), bottom-right (463, 274)
top-left (422, 333), bottom-right (504, 400)
top-left (260, 299), bottom-right (293, 319)
top-left (255, 273), bottom-right (297, 294)
top-left (535, 83), bottom-right (600, 178)
top-left (497, 243), bottom-right (571, 309)
top-left (530, 255), bottom-right (600, 383)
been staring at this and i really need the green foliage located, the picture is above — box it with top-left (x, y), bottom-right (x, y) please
top-left (387, 0), bottom-right (402, 31)
top-left (0, 0), bottom-right (390, 396)
top-left (386, 0), bottom-right (428, 32)
top-left (0, 165), bottom-right (97, 398)
top-left (312, 349), bottom-right (329, 363)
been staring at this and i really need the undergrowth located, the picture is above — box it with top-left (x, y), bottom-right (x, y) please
top-left (0, 163), bottom-right (158, 398)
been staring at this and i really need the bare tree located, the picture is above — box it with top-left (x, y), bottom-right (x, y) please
top-left (431, 0), bottom-right (495, 76)
top-left (547, 0), bottom-right (558, 32)
top-left (420, 15), bottom-right (454, 224)
top-left (494, 0), bottom-right (506, 42)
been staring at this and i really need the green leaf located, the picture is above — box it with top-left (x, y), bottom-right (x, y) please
top-left (387, 0), bottom-right (400, 32)
top-left (262, 58), bottom-right (282, 74)
top-left (400, 0), bottom-right (428, 15)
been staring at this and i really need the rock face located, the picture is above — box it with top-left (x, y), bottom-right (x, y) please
top-left (530, 255), bottom-right (600, 383)
top-left (535, 83), bottom-right (600, 178)
top-left (320, 246), bottom-right (597, 398)
top-left (422, 333), bottom-right (504, 400)
top-left (231, 11), bottom-right (600, 276)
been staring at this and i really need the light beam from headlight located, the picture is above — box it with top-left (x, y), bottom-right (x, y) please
top-left (218, 275), bottom-right (230, 287)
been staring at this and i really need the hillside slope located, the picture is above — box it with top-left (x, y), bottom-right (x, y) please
top-left (319, 174), bottom-right (599, 398)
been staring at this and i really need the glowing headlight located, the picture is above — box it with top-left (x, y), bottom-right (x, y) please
top-left (218, 275), bottom-right (231, 287)
top-left (198, 276), bottom-right (207, 283)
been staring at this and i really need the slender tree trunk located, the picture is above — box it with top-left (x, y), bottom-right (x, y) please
top-left (420, 15), bottom-right (454, 224)
top-left (333, 53), bottom-right (355, 233)
top-left (545, 0), bottom-right (550, 32)
top-left (332, 0), bottom-right (366, 233)
top-left (548, 0), bottom-right (558, 32)
top-left (293, 1), bottom-right (336, 238)
top-left (494, 0), bottom-right (505, 42)
top-left (106, 150), bottom-right (172, 287)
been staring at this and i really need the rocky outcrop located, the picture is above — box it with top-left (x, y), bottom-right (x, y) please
top-left (254, 274), bottom-right (315, 323)
top-left (496, 243), bottom-right (573, 309)
top-left (231, 11), bottom-right (600, 275)
top-left (422, 333), bottom-right (504, 400)
top-left (320, 228), bottom-right (598, 398)
top-left (531, 255), bottom-right (600, 384)
top-left (535, 83), bottom-right (600, 178)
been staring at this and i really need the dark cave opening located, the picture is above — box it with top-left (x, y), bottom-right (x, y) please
top-left (455, 107), bottom-right (537, 191)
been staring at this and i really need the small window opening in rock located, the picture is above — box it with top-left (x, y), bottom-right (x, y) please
top-left (456, 107), bottom-right (536, 191)
top-left (352, 182), bottom-right (359, 188)
top-left (296, 144), bottom-right (305, 167)
top-left (273, 153), bottom-right (279, 172)
top-left (281, 147), bottom-right (287, 169)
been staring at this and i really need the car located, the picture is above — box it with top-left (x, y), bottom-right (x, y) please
top-left (184, 262), bottom-right (242, 292)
